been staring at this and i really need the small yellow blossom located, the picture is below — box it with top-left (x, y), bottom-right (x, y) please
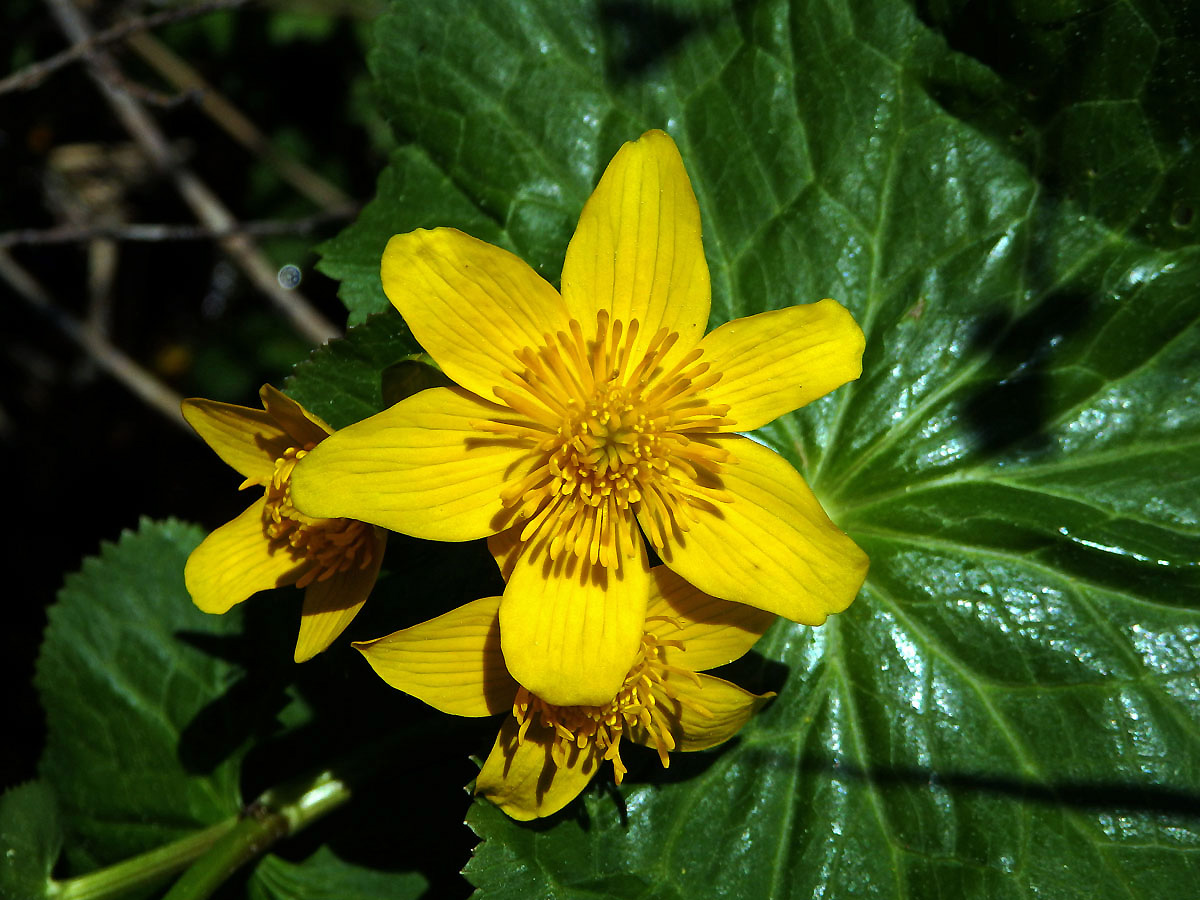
top-left (183, 385), bottom-right (386, 662)
top-left (291, 130), bottom-right (868, 706)
top-left (355, 566), bottom-right (776, 820)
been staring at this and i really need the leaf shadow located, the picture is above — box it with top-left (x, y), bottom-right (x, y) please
top-left (174, 601), bottom-right (295, 776)
top-left (786, 754), bottom-right (1200, 820)
top-left (598, 0), bottom-right (702, 82)
top-left (259, 710), bottom-right (497, 900)
top-left (596, 0), bottom-right (759, 84)
top-left (908, 0), bottom-right (1200, 249)
top-left (960, 283), bottom-right (1094, 459)
top-left (173, 534), bottom-right (505, 897)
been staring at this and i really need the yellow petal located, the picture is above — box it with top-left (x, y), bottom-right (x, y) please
top-left (697, 300), bottom-right (866, 431)
top-left (499, 540), bottom-right (649, 707)
top-left (381, 228), bottom-right (570, 401)
top-left (644, 567), bottom-right (776, 673)
top-left (290, 386), bottom-right (538, 541)
top-left (259, 384), bottom-right (332, 447)
top-left (293, 527), bottom-right (386, 662)
top-left (561, 130), bottom-right (710, 366)
top-left (184, 498), bottom-right (306, 614)
top-left (639, 673), bottom-right (772, 752)
top-left (650, 437), bottom-right (868, 625)
top-left (476, 715), bottom-right (601, 821)
top-left (485, 526), bottom-right (523, 583)
top-left (353, 595), bottom-right (518, 717)
top-left (182, 399), bottom-right (291, 483)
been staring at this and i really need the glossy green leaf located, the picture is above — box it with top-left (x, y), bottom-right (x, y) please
top-left (283, 312), bottom-right (427, 429)
top-left (315, 147), bottom-right (513, 325)
top-left (309, 0), bottom-right (1200, 896)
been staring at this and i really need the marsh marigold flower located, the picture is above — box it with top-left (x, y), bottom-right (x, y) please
top-left (183, 385), bottom-right (386, 661)
top-left (355, 566), bottom-right (776, 820)
top-left (291, 130), bottom-right (868, 705)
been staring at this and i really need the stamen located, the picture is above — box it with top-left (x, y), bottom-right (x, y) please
top-left (615, 318), bottom-right (639, 381)
top-left (499, 463), bottom-right (553, 507)
top-left (566, 319), bottom-right (595, 394)
top-left (546, 334), bottom-right (592, 399)
top-left (487, 315), bottom-right (734, 568)
top-left (510, 627), bottom-right (696, 784)
top-left (261, 446), bottom-right (374, 583)
top-left (492, 384), bottom-right (562, 426)
top-left (645, 348), bottom-right (706, 400)
top-left (625, 327), bottom-right (673, 386)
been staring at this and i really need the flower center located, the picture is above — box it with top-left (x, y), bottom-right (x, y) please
top-left (483, 311), bottom-right (735, 568)
top-left (511, 625), bottom-right (706, 783)
top-left (261, 446), bottom-right (375, 587)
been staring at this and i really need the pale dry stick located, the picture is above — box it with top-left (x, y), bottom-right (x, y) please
top-left (82, 227), bottom-right (119, 373)
top-left (0, 0), bottom-right (252, 95)
top-left (43, 0), bottom-right (340, 346)
top-left (0, 211), bottom-right (356, 248)
top-left (0, 248), bottom-right (190, 431)
top-left (126, 31), bottom-right (355, 214)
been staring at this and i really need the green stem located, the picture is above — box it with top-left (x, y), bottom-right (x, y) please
top-left (160, 770), bottom-right (351, 900)
top-left (45, 769), bottom-right (351, 900)
top-left (42, 720), bottom-right (459, 900)
top-left (49, 820), bottom-right (238, 900)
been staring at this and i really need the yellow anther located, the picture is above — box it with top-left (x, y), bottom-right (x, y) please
top-left (485, 316), bottom-right (732, 568)
top-left (512, 630), bottom-right (689, 784)
top-left (261, 445), bottom-right (374, 581)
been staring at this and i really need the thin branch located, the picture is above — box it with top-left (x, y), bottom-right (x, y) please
top-left (0, 248), bottom-right (190, 431)
top-left (0, 0), bottom-right (253, 95)
top-left (98, 69), bottom-right (198, 109)
top-left (126, 31), bottom-right (355, 213)
top-left (0, 210), bottom-right (357, 248)
top-left (43, 0), bottom-right (341, 346)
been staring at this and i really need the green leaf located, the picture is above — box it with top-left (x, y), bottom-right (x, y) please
top-left (33, 517), bottom-right (470, 896)
top-left (328, 0), bottom-right (1200, 897)
top-left (284, 312), bottom-right (427, 429)
top-left (0, 782), bottom-right (61, 900)
top-left (316, 147), bottom-right (514, 325)
top-left (266, 12), bottom-right (338, 46)
top-left (249, 847), bottom-right (426, 900)
top-left (35, 519), bottom-right (245, 873)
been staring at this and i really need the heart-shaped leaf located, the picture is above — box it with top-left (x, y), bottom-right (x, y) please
top-left (308, 1), bottom-right (1200, 896)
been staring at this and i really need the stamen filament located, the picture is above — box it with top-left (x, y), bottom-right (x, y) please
top-left (511, 626), bottom-right (699, 784)
top-left (488, 315), bottom-right (735, 568)
top-left (261, 446), bottom-right (374, 584)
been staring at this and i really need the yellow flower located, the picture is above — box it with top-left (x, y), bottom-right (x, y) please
top-left (183, 385), bottom-right (386, 662)
top-left (291, 129), bottom-right (868, 706)
top-left (355, 566), bottom-right (777, 820)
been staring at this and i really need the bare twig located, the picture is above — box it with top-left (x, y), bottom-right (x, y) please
top-left (0, 0), bottom-right (253, 95)
top-left (100, 71), bottom-right (198, 109)
top-left (43, 0), bottom-right (340, 346)
top-left (0, 248), bottom-right (190, 431)
top-left (126, 31), bottom-right (355, 214)
top-left (0, 210), bottom-right (357, 248)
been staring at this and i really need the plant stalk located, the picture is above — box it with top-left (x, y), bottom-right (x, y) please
top-left (45, 769), bottom-right (352, 900)
top-left (49, 819), bottom-right (237, 900)
top-left (160, 770), bottom-right (351, 900)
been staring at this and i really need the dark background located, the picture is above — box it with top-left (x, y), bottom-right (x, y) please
top-left (2, 0), bottom-right (389, 793)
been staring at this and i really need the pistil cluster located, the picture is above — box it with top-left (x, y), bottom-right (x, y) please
top-left (260, 446), bottom-right (375, 587)
top-left (512, 627), bottom-right (709, 782)
top-left (484, 310), bottom-right (736, 569)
